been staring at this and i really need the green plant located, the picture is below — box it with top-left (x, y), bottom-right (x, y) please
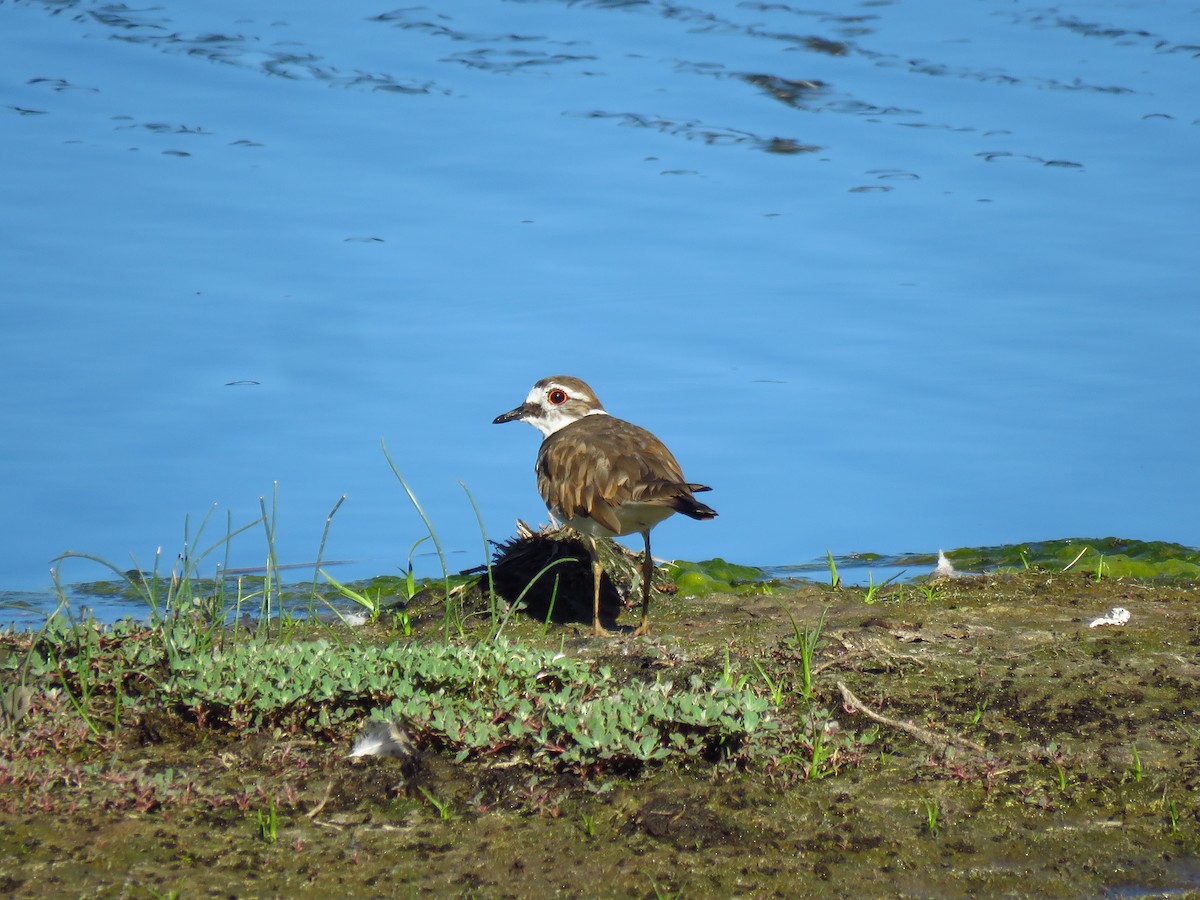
top-left (540, 574), bottom-right (562, 636)
top-left (863, 572), bottom-right (882, 604)
top-left (1130, 744), bottom-right (1142, 782)
top-left (17, 616), bottom-right (777, 777)
top-left (41, 485), bottom-right (369, 670)
top-left (789, 605), bottom-right (829, 700)
top-left (42, 618), bottom-right (101, 736)
top-left (110, 654), bottom-right (125, 729)
top-left (919, 582), bottom-right (939, 602)
top-left (970, 699), bottom-right (988, 726)
top-left (719, 647), bottom-right (751, 691)
top-left (864, 571), bottom-right (902, 607)
top-left (257, 798), bottom-right (278, 843)
top-left (418, 786), bottom-right (453, 821)
top-left (1042, 742), bottom-right (1070, 793)
top-left (776, 708), bottom-right (872, 780)
top-left (752, 658), bottom-right (784, 707)
top-left (256, 487), bottom-right (282, 639)
top-left (921, 798), bottom-right (942, 837)
top-left (1095, 554), bottom-right (1107, 582)
top-left (580, 812), bottom-right (597, 838)
top-left (394, 609), bottom-right (414, 636)
top-left (403, 536), bottom-right (431, 600)
top-left (825, 550), bottom-right (840, 589)
top-left (1166, 796), bottom-right (1180, 835)
top-left (459, 481), bottom-right (498, 620)
top-left (308, 494), bottom-right (347, 598)
top-left (805, 721), bottom-right (835, 779)
top-left (53, 511), bottom-right (260, 658)
top-left (320, 570), bottom-right (383, 624)
top-left (382, 440), bottom-right (456, 637)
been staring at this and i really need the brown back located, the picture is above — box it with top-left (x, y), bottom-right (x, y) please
top-left (536, 415), bottom-right (716, 532)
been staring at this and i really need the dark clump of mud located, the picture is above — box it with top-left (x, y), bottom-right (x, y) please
top-left (486, 524), bottom-right (625, 626)
top-left (2, 569), bottom-right (1199, 898)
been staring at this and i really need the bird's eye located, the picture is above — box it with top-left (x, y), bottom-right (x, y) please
top-left (547, 389), bottom-right (568, 405)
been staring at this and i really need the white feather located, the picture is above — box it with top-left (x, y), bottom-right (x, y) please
top-left (348, 719), bottom-right (414, 759)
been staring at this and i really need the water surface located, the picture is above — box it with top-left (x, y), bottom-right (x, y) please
top-left (2, 0), bottom-right (1197, 621)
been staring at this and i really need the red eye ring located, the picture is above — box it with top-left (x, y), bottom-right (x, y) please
top-left (547, 389), bottom-right (568, 405)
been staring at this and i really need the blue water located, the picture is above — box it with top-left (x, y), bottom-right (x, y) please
top-left (2, 0), bottom-right (1198, 624)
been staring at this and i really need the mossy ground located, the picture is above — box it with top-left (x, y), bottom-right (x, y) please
top-left (1, 564), bottom-right (1198, 898)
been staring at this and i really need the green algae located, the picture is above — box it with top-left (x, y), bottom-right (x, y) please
top-left (665, 557), bottom-right (769, 596)
top-left (943, 536), bottom-right (1200, 579)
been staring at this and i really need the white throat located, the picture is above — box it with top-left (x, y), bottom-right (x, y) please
top-left (532, 406), bottom-right (608, 438)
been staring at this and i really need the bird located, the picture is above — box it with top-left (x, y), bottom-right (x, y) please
top-left (493, 375), bottom-right (716, 637)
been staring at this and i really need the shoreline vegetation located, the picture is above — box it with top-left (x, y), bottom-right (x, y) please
top-left (1, 472), bottom-right (1197, 895)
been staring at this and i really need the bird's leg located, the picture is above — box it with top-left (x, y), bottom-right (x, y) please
top-left (587, 536), bottom-right (611, 637)
top-left (632, 529), bottom-right (653, 637)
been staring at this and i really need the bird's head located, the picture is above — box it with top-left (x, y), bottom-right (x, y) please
top-left (492, 375), bottom-right (607, 437)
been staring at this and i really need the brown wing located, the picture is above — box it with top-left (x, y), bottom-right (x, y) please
top-left (536, 415), bottom-right (716, 532)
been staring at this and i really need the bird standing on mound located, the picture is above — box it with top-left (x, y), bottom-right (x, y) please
top-left (493, 375), bottom-right (716, 637)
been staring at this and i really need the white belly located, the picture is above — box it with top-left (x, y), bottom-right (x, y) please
top-left (564, 502), bottom-right (677, 538)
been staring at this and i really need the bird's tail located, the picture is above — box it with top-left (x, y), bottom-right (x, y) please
top-left (673, 484), bottom-right (717, 520)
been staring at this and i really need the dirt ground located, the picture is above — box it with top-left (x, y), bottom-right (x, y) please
top-left (1, 569), bottom-right (1198, 898)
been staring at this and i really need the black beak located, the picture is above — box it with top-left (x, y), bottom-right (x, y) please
top-left (492, 404), bottom-right (530, 425)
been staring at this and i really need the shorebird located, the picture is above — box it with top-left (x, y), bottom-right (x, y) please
top-left (493, 375), bottom-right (716, 637)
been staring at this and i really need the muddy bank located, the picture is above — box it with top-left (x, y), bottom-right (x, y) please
top-left (1, 569), bottom-right (1198, 897)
